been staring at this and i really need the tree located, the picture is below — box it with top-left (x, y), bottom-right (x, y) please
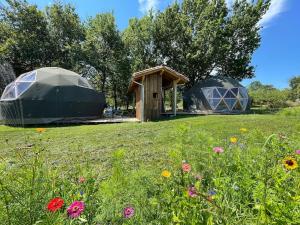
top-left (0, 0), bottom-right (52, 74)
top-left (248, 81), bottom-right (289, 108)
top-left (125, 0), bottom-right (270, 87)
top-left (0, 62), bottom-right (15, 96)
top-left (289, 76), bottom-right (300, 101)
top-left (45, 2), bottom-right (85, 71)
top-left (217, 0), bottom-right (270, 80)
top-left (83, 13), bottom-right (131, 108)
top-left (154, 2), bottom-right (190, 79)
top-left (122, 12), bottom-right (157, 73)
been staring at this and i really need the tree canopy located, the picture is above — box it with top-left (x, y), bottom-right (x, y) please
top-left (0, 0), bottom-right (272, 107)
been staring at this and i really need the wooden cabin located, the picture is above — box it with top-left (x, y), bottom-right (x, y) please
top-left (128, 66), bottom-right (189, 121)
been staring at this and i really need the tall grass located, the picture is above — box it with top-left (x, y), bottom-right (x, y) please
top-left (0, 126), bottom-right (299, 224)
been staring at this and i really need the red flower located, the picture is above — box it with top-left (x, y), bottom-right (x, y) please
top-left (47, 197), bottom-right (64, 212)
top-left (182, 163), bottom-right (191, 173)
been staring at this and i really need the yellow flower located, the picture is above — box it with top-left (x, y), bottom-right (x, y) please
top-left (240, 128), bottom-right (247, 132)
top-left (230, 137), bottom-right (238, 144)
top-left (36, 128), bottom-right (46, 133)
top-left (283, 157), bottom-right (298, 170)
top-left (161, 170), bottom-right (171, 178)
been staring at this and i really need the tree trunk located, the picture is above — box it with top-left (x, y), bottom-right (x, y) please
top-left (113, 85), bottom-right (118, 109)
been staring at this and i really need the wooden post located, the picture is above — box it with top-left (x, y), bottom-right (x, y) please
top-left (141, 84), bottom-right (144, 122)
top-left (173, 80), bottom-right (177, 116)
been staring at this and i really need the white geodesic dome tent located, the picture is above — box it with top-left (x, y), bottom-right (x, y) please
top-left (183, 76), bottom-right (250, 113)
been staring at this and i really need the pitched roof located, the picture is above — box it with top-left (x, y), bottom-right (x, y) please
top-left (128, 66), bottom-right (189, 92)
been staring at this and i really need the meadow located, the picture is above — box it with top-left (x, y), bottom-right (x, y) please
top-left (0, 113), bottom-right (299, 224)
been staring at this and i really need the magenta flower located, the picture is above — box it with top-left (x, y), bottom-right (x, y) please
top-left (296, 150), bottom-right (300, 155)
top-left (188, 186), bottom-right (198, 198)
top-left (67, 201), bottom-right (85, 218)
top-left (213, 147), bottom-right (224, 154)
top-left (123, 206), bottom-right (134, 218)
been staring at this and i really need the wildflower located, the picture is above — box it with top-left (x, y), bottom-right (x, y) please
top-left (123, 206), bottom-right (134, 218)
top-left (78, 177), bottom-right (85, 183)
top-left (233, 185), bottom-right (239, 191)
top-left (282, 157), bottom-right (298, 170)
top-left (182, 163), bottom-right (191, 173)
top-left (161, 170), bottom-right (171, 178)
top-left (278, 133), bottom-right (287, 140)
top-left (36, 128), bottom-right (46, 133)
top-left (194, 174), bottom-right (203, 181)
top-left (207, 189), bottom-right (217, 201)
top-left (188, 186), bottom-right (198, 198)
top-left (213, 147), bottom-right (224, 154)
top-left (47, 197), bottom-right (64, 212)
top-left (239, 143), bottom-right (246, 150)
top-left (79, 191), bottom-right (84, 196)
top-left (295, 150), bottom-right (300, 155)
top-left (240, 128), bottom-right (247, 132)
top-left (208, 190), bottom-right (217, 196)
top-left (67, 201), bottom-right (85, 218)
top-left (230, 137), bottom-right (238, 144)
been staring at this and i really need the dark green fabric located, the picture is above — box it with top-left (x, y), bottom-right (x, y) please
top-left (0, 67), bottom-right (106, 125)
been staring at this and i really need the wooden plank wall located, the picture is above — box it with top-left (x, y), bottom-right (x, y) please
top-left (143, 73), bottom-right (162, 121)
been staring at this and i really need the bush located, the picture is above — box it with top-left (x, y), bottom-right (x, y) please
top-left (249, 88), bottom-right (290, 109)
top-left (277, 106), bottom-right (300, 117)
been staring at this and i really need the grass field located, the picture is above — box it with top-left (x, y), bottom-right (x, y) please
top-left (0, 114), bottom-right (300, 224)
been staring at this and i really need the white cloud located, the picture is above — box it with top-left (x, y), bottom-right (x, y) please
top-left (226, 0), bottom-right (288, 28)
top-left (259, 0), bottom-right (287, 27)
top-left (138, 0), bottom-right (159, 14)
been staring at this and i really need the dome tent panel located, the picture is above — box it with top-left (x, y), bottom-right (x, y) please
top-left (0, 67), bottom-right (106, 125)
top-left (183, 76), bottom-right (249, 113)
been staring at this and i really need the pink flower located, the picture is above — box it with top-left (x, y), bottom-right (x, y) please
top-left (182, 163), bottom-right (191, 173)
top-left (213, 147), bottom-right (224, 154)
top-left (188, 186), bottom-right (198, 198)
top-left (123, 206), bottom-right (134, 218)
top-left (78, 177), bottom-right (85, 183)
top-left (295, 150), bottom-right (300, 155)
top-left (67, 201), bottom-right (85, 218)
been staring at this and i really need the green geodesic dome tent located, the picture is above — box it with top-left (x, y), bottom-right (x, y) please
top-left (183, 76), bottom-right (250, 113)
top-left (0, 67), bottom-right (106, 125)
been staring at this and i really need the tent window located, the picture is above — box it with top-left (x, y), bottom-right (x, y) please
top-left (16, 82), bottom-right (32, 96)
top-left (202, 86), bottom-right (249, 112)
top-left (217, 88), bottom-right (227, 97)
top-left (18, 71), bottom-right (36, 82)
top-left (1, 83), bottom-right (16, 100)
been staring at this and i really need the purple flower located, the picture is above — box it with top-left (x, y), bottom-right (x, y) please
top-left (295, 150), bottom-right (300, 155)
top-left (67, 201), bottom-right (85, 218)
top-left (208, 190), bottom-right (217, 196)
top-left (123, 206), bottom-right (134, 218)
top-left (188, 186), bottom-right (198, 198)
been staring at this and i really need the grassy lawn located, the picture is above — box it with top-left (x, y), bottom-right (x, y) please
top-left (0, 114), bottom-right (300, 224)
top-left (1, 114), bottom-right (299, 172)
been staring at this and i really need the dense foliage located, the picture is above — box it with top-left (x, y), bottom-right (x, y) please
top-left (289, 76), bottom-right (300, 101)
top-left (248, 80), bottom-right (299, 109)
top-left (0, 0), bottom-right (271, 106)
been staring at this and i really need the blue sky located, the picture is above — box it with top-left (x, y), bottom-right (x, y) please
top-left (21, 0), bottom-right (300, 88)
